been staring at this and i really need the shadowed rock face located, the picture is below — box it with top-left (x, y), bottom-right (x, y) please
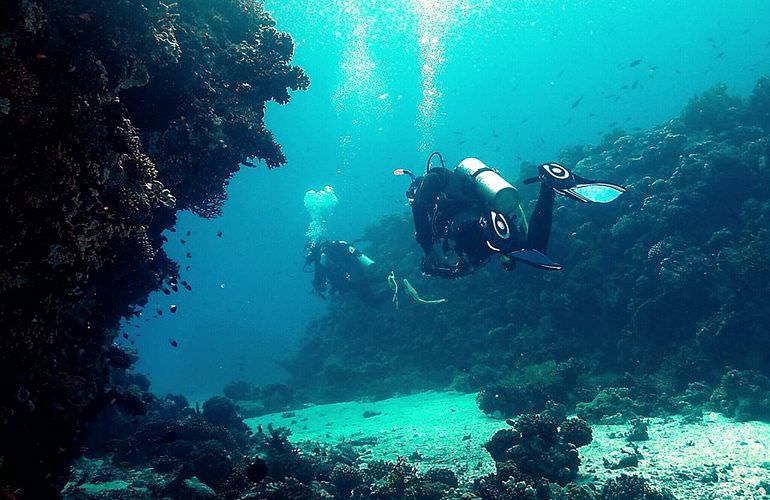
top-left (0, 0), bottom-right (307, 495)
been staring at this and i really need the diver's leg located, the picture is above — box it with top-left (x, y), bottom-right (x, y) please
top-left (527, 182), bottom-right (555, 253)
top-left (412, 172), bottom-right (443, 253)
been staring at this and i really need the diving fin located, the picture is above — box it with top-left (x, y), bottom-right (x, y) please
top-left (524, 163), bottom-right (626, 204)
top-left (506, 249), bottom-right (562, 270)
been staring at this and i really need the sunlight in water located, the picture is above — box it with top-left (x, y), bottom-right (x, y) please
top-left (413, 0), bottom-right (461, 151)
top-left (332, 0), bottom-right (387, 117)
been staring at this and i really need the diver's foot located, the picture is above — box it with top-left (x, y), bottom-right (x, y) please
top-left (538, 162), bottom-right (572, 188)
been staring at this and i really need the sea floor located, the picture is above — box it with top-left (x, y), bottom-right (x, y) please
top-left (246, 391), bottom-right (770, 499)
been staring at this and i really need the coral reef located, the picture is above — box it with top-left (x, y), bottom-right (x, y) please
top-left (599, 474), bottom-right (676, 500)
top-left (0, 0), bottom-right (306, 495)
top-left (709, 369), bottom-right (770, 421)
top-left (484, 412), bottom-right (590, 488)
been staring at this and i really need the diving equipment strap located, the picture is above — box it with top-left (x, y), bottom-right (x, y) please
top-left (387, 271), bottom-right (399, 309)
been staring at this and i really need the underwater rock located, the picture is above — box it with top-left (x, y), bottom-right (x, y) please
top-left (709, 369), bottom-right (770, 422)
top-left (0, 0), bottom-right (306, 493)
top-left (599, 473), bottom-right (676, 499)
top-left (602, 446), bottom-right (641, 470)
top-left (484, 412), bottom-right (589, 487)
top-left (625, 419), bottom-right (650, 442)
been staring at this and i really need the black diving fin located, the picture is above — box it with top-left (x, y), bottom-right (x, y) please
top-left (505, 249), bottom-right (562, 270)
top-left (523, 163), bottom-right (626, 203)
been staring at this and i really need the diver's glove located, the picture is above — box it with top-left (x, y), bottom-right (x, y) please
top-left (525, 163), bottom-right (626, 203)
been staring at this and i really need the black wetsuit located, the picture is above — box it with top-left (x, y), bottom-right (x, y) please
top-left (411, 169), bottom-right (555, 277)
top-left (308, 240), bottom-right (389, 305)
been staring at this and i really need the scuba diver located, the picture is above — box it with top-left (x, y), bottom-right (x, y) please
top-left (304, 239), bottom-right (392, 305)
top-left (395, 152), bottom-right (626, 278)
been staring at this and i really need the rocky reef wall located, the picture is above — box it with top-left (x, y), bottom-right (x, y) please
top-left (0, 1), bottom-right (307, 496)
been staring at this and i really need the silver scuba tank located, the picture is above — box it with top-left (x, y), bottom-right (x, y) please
top-left (455, 158), bottom-right (519, 215)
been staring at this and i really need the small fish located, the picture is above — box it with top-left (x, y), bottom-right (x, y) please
top-left (629, 58), bottom-right (643, 67)
top-left (377, 92), bottom-right (389, 100)
top-left (123, 332), bottom-right (129, 339)
top-left (257, 424), bottom-right (263, 433)
top-left (609, 121), bottom-right (617, 127)
top-left (185, 265), bottom-right (191, 271)
top-left (589, 113), bottom-right (596, 117)
top-left (621, 85), bottom-right (628, 90)
top-left (170, 304), bottom-right (177, 314)
top-left (631, 80), bottom-right (638, 89)
top-left (162, 288), bottom-right (171, 295)
top-left (157, 308), bottom-right (163, 316)
top-left (186, 231), bottom-right (191, 236)
top-left (181, 281), bottom-right (192, 291)
top-left (451, 130), bottom-right (463, 135)
top-left (216, 230), bottom-right (223, 237)
top-left (185, 252), bottom-right (191, 258)
top-left (180, 239), bottom-right (186, 245)
top-left (170, 282), bottom-right (178, 292)
top-left (169, 227), bottom-right (176, 233)
top-left (571, 96), bottom-right (584, 109)
top-left (35, 53), bottom-right (48, 61)
top-left (169, 339), bottom-right (178, 347)
top-left (716, 52), bottom-right (724, 58)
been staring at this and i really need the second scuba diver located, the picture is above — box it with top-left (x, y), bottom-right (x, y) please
top-left (395, 153), bottom-right (626, 278)
top-left (304, 239), bottom-right (392, 305)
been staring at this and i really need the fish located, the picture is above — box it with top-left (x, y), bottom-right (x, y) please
top-left (716, 52), bottom-right (724, 58)
top-left (589, 113), bottom-right (596, 117)
top-left (631, 80), bottom-right (638, 89)
top-left (216, 230), bottom-right (223, 237)
top-left (170, 304), bottom-right (177, 314)
top-left (162, 288), bottom-right (171, 295)
top-left (571, 96), bottom-right (584, 109)
top-left (169, 339), bottom-right (178, 347)
top-left (123, 332), bottom-right (128, 339)
top-left (186, 231), bottom-right (191, 236)
top-left (180, 239), bottom-right (186, 245)
top-left (571, 95), bottom-right (584, 109)
top-left (629, 58), bottom-right (643, 67)
top-left (185, 252), bottom-right (191, 258)
top-left (157, 308), bottom-right (163, 316)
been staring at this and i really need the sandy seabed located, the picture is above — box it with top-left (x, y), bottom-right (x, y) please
top-left (247, 391), bottom-right (770, 499)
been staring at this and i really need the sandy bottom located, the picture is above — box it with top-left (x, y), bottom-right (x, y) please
top-left (246, 391), bottom-right (770, 499)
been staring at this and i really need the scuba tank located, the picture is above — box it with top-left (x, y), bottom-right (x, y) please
top-left (455, 158), bottom-right (519, 216)
top-left (352, 246), bottom-right (375, 268)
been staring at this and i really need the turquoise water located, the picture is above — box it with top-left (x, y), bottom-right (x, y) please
top-left (127, 0), bottom-right (770, 396)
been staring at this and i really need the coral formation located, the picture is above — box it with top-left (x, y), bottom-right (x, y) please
top-left (0, 0), bottom-right (306, 495)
